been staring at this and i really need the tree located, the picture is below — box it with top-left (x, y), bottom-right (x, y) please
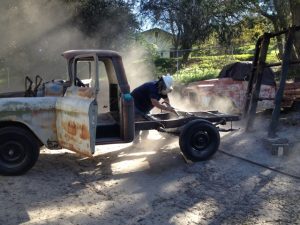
top-left (289, 0), bottom-right (300, 79)
top-left (62, 0), bottom-right (139, 49)
top-left (140, 0), bottom-right (219, 65)
top-left (290, 0), bottom-right (300, 26)
top-left (211, 0), bottom-right (247, 46)
top-left (238, 0), bottom-right (292, 58)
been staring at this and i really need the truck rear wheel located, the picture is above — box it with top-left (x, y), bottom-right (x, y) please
top-left (0, 127), bottom-right (40, 175)
top-left (179, 119), bottom-right (220, 161)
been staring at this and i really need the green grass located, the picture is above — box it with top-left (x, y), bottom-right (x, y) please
top-left (266, 51), bottom-right (280, 63)
top-left (174, 54), bottom-right (236, 84)
top-left (174, 67), bottom-right (220, 84)
top-left (232, 54), bottom-right (253, 61)
top-left (173, 50), bottom-right (278, 84)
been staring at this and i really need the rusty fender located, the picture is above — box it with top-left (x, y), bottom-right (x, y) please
top-left (0, 97), bottom-right (59, 148)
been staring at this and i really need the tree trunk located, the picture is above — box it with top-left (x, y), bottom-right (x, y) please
top-left (289, 0), bottom-right (300, 80)
top-left (273, 0), bottom-right (290, 59)
top-left (290, 0), bottom-right (300, 53)
top-left (180, 41), bottom-right (192, 66)
top-left (181, 50), bottom-right (191, 66)
top-left (274, 24), bottom-right (284, 59)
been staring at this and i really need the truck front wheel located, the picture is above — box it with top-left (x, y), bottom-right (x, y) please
top-left (0, 127), bottom-right (40, 175)
top-left (179, 120), bottom-right (220, 161)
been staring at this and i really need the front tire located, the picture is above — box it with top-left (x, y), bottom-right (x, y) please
top-left (0, 127), bottom-right (40, 175)
top-left (179, 119), bottom-right (220, 161)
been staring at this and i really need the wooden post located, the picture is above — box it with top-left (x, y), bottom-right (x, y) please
top-left (268, 27), bottom-right (295, 137)
top-left (245, 34), bottom-right (270, 131)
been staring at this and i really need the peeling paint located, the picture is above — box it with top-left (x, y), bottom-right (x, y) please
top-left (0, 92), bottom-right (96, 155)
top-left (80, 124), bottom-right (90, 140)
top-left (56, 86), bottom-right (97, 156)
top-left (0, 97), bottom-right (58, 148)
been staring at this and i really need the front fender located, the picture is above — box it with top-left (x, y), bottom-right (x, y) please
top-left (0, 97), bottom-right (59, 148)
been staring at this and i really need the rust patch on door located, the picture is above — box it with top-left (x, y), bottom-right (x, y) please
top-left (80, 124), bottom-right (90, 140)
top-left (61, 121), bottom-right (90, 140)
top-left (61, 121), bottom-right (77, 136)
top-left (67, 121), bottom-right (77, 136)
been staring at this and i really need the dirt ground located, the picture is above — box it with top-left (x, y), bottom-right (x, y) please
top-left (0, 111), bottom-right (300, 225)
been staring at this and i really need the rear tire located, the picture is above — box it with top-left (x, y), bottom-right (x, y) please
top-left (179, 119), bottom-right (220, 161)
top-left (0, 127), bottom-right (40, 175)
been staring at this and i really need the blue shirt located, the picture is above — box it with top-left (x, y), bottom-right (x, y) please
top-left (131, 81), bottom-right (167, 114)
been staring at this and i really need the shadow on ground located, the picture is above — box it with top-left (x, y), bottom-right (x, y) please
top-left (1, 120), bottom-right (300, 225)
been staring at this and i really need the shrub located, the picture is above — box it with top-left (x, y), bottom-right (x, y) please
top-left (174, 67), bottom-right (220, 84)
top-left (154, 57), bottom-right (177, 74)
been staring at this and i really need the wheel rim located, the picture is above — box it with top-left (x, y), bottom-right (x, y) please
top-left (191, 131), bottom-right (210, 151)
top-left (0, 141), bottom-right (26, 166)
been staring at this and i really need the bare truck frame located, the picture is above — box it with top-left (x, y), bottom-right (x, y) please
top-left (0, 50), bottom-right (239, 175)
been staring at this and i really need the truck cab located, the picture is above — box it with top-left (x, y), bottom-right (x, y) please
top-left (58, 50), bottom-right (135, 155)
top-left (0, 50), bottom-right (134, 175)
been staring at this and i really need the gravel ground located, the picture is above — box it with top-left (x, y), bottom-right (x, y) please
top-left (0, 112), bottom-right (300, 225)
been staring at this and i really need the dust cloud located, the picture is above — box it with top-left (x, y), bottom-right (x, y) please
top-left (168, 90), bottom-right (238, 114)
top-left (208, 95), bottom-right (238, 114)
top-left (121, 43), bottom-right (155, 90)
top-left (168, 91), bottom-right (201, 112)
top-left (0, 0), bottom-right (149, 93)
top-left (0, 1), bottom-right (81, 91)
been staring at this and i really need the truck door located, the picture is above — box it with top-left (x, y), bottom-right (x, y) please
top-left (56, 54), bottom-right (99, 156)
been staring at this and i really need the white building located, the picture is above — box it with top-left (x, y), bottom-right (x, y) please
top-left (140, 28), bottom-right (175, 58)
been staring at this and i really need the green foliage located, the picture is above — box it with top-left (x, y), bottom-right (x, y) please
top-left (234, 45), bottom-right (255, 54)
top-left (173, 53), bottom-right (233, 84)
top-left (233, 54), bottom-right (254, 61)
top-left (171, 50), bottom-right (278, 84)
top-left (154, 57), bottom-right (177, 75)
top-left (266, 53), bottom-right (280, 64)
top-left (174, 67), bottom-right (219, 84)
top-left (134, 34), bottom-right (159, 62)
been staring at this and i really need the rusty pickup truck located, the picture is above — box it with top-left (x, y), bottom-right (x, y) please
top-left (182, 63), bottom-right (300, 114)
top-left (0, 50), bottom-right (239, 175)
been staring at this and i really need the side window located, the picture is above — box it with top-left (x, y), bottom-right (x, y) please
top-left (75, 59), bottom-right (96, 87)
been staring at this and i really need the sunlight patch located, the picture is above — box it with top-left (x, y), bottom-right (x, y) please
top-left (118, 151), bottom-right (156, 157)
top-left (111, 158), bottom-right (149, 173)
